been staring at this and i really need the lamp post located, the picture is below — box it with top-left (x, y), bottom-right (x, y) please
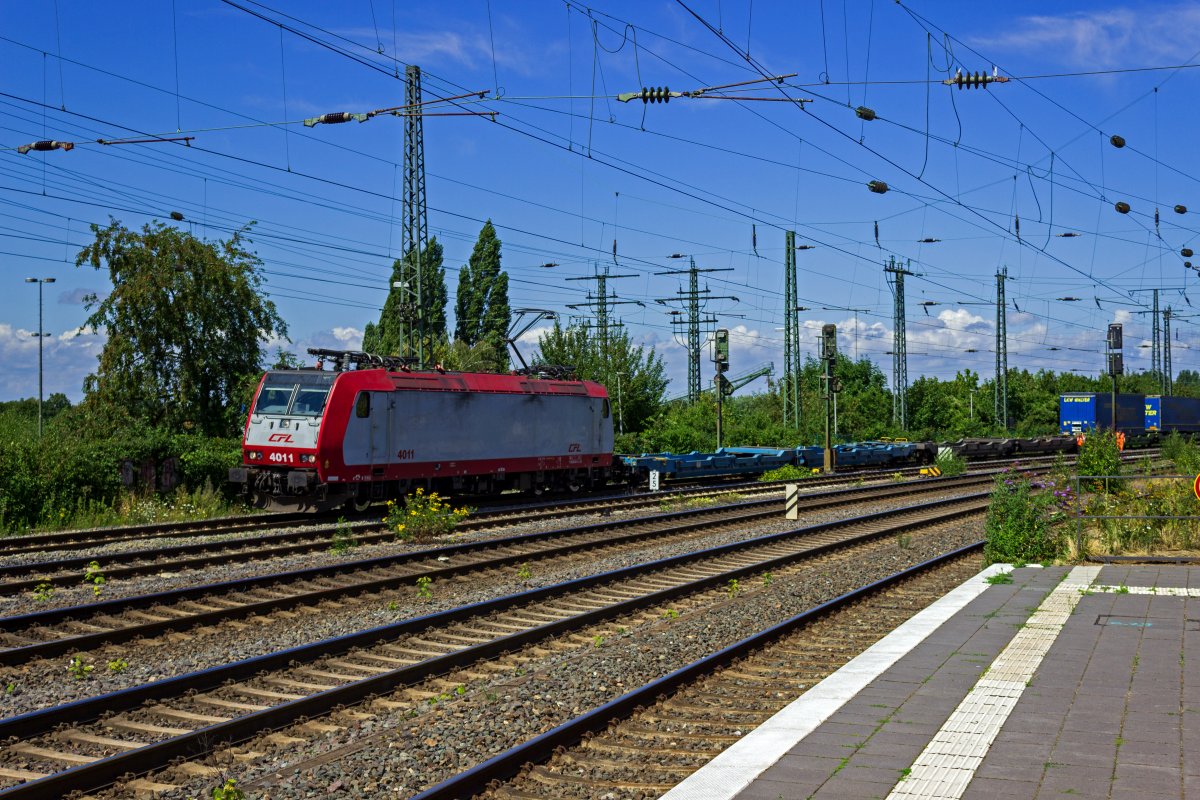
top-left (24, 277), bottom-right (56, 438)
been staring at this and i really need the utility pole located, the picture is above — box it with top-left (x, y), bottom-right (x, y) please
top-left (24, 277), bottom-right (55, 438)
top-left (1131, 287), bottom-right (1186, 393)
top-left (884, 256), bottom-right (914, 429)
top-left (567, 263), bottom-right (642, 367)
top-left (657, 256), bottom-right (737, 403)
top-left (783, 231), bottom-right (800, 428)
top-left (402, 64), bottom-right (429, 367)
top-left (995, 266), bottom-right (1010, 430)
top-left (820, 324), bottom-right (839, 473)
top-left (1163, 307), bottom-right (1173, 395)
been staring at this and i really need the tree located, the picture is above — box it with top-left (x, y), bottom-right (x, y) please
top-left (363, 238), bottom-right (448, 361)
top-left (454, 221), bottom-right (511, 372)
top-left (76, 219), bottom-right (286, 436)
top-left (535, 322), bottom-right (667, 432)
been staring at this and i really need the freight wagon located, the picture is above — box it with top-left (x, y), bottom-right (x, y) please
top-left (1144, 396), bottom-right (1200, 434)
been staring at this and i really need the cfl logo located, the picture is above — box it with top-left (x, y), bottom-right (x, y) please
top-left (268, 433), bottom-right (295, 443)
top-left (568, 443), bottom-right (581, 453)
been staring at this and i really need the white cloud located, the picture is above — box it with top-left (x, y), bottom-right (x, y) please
top-left (969, 5), bottom-right (1200, 68)
top-left (0, 323), bottom-right (104, 401)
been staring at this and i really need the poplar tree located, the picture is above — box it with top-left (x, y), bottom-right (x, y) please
top-left (454, 221), bottom-right (511, 372)
top-left (364, 238), bottom-right (448, 360)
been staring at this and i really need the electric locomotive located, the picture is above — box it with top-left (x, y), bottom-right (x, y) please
top-left (230, 349), bottom-right (615, 511)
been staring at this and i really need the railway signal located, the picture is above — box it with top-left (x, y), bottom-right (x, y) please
top-left (713, 328), bottom-right (730, 450)
top-left (821, 324), bottom-right (838, 473)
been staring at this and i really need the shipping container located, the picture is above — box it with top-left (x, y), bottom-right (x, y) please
top-left (1147, 395), bottom-right (1200, 434)
top-left (1059, 393), bottom-right (1145, 435)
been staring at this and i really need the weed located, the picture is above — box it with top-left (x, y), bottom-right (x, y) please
top-left (896, 533), bottom-right (912, 549)
top-left (329, 518), bottom-right (357, 554)
top-left (415, 575), bottom-right (433, 602)
top-left (455, 685), bottom-right (467, 696)
top-left (67, 655), bottom-right (93, 680)
top-left (107, 658), bottom-right (129, 674)
top-left (31, 581), bottom-right (54, 603)
top-left (983, 470), bottom-right (1065, 565)
top-left (386, 489), bottom-right (471, 542)
top-left (760, 464), bottom-right (813, 482)
top-left (899, 767), bottom-right (911, 780)
top-left (1114, 736), bottom-right (1124, 747)
top-left (832, 756), bottom-right (849, 775)
top-left (727, 578), bottom-right (741, 599)
top-left (83, 561), bottom-right (105, 598)
top-left (516, 563), bottom-right (532, 581)
top-left (617, 626), bottom-right (627, 635)
top-left (211, 778), bottom-right (245, 800)
top-left (484, 691), bottom-right (498, 702)
top-left (386, 600), bottom-right (400, 612)
top-left (662, 609), bottom-right (679, 620)
top-left (1013, 559), bottom-right (1028, 569)
top-left (1117, 584), bottom-right (1129, 594)
top-left (5, 682), bottom-right (15, 695)
top-left (937, 451), bottom-right (968, 477)
top-left (890, 472), bottom-right (905, 482)
top-left (986, 572), bottom-right (1014, 585)
top-left (762, 572), bottom-right (773, 588)
top-left (592, 635), bottom-right (604, 648)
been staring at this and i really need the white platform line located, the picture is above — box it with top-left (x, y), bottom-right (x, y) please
top-left (886, 565), bottom-right (1100, 799)
top-left (658, 562), bottom-right (1016, 800)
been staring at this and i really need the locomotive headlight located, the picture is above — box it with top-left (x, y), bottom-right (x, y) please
top-left (248, 450), bottom-right (263, 461)
top-left (300, 454), bottom-right (316, 464)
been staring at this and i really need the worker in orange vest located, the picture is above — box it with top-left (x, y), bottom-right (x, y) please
top-left (1116, 431), bottom-right (1126, 451)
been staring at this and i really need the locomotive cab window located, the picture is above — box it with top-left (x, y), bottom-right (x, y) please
top-left (602, 399), bottom-right (610, 418)
top-left (253, 371), bottom-right (335, 417)
top-left (355, 392), bottom-right (371, 418)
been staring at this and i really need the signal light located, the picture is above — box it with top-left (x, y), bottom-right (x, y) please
top-left (16, 140), bottom-right (74, 154)
top-left (1110, 134), bottom-right (1126, 148)
top-left (867, 180), bottom-right (889, 194)
top-left (855, 106), bottom-right (876, 121)
top-left (640, 86), bottom-right (672, 104)
top-left (1115, 201), bottom-right (1130, 214)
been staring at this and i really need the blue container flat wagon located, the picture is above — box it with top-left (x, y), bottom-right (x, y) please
top-left (1059, 393), bottom-right (1145, 435)
top-left (1147, 395), bottom-right (1200, 433)
top-left (619, 448), bottom-right (795, 480)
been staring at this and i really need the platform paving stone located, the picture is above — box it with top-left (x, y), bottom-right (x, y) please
top-left (721, 564), bottom-right (1200, 800)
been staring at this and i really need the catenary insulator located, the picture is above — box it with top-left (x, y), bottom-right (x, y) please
top-left (1110, 134), bottom-right (1126, 148)
top-left (1114, 201), bottom-right (1131, 214)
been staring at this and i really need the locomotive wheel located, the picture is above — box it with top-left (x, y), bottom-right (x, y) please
top-left (348, 493), bottom-right (372, 513)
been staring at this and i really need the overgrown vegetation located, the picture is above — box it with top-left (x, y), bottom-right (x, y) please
top-left (759, 464), bottom-right (816, 482)
top-left (937, 451), bottom-right (968, 477)
top-left (385, 489), bottom-right (471, 542)
top-left (983, 469), bottom-right (1069, 564)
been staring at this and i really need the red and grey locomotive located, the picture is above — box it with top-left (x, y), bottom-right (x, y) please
top-left (230, 349), bottom-right (616, 511)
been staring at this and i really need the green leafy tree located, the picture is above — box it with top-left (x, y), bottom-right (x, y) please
top-left (363, 239), bottom-right (448, 360)
top-left (75, 219), bottom-right (286, 436)
top-left (535, 322), bottom-right (667, 432)
top-left (454, 221), bottom-right (511, 372)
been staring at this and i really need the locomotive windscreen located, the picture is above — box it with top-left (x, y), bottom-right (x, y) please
top-left (254, 372), bottom-right (335, 417)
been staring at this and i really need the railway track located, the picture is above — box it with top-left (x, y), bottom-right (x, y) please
top-left (0, 493), bottom-right (987, 798)
top-left (429, 544), bottom-right (987, 800)
top-left (0, 449), bottom-right (1092, 560)
top-left (0, 473), bottom-right (996, 666)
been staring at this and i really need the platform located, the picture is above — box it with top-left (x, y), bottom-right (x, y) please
top-left (662, 563), bottom-right (1200, 800)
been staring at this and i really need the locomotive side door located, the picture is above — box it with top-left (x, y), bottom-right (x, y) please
top-left (368, 392), bottom-right (394, 473)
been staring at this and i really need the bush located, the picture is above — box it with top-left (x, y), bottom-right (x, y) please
top-left (760, 464), bottom-right (814, 482)
top-left (937, 451), bottom-right (967, 477)
top-left (1161, 432), bottom-right (1200, 474)
top-left (983, 470), bottom-right (1067, 564)
top-left (385, 489), bottom-right (470, 542)
top-left (1076, 430), bottom-right (1121, 490)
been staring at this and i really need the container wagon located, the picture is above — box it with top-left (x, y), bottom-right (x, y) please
top-left (1144, 396), bottom-right (1200, 434)
top-left (1059, 393), bottom-right (1145, 436)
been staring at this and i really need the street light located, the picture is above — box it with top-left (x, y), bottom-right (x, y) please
top-left (24, 277), bottom-right (56, 438)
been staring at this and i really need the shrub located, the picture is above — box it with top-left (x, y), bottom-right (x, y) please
top-left (937, 451), bottom-right (967, 477)
top-left (983, 470), bottom-right (1065, 564)
top-left (1076, 430), bottom-right (1121, 491)
top-left (385, 489), bottom-right (470, 542)
top-left (760, 464), bottom-right (813, 482)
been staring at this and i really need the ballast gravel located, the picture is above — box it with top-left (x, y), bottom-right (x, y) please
top-left (129, 520), bottom-right (984, 800)
top-left (0, 484), bottom-right (981, 717)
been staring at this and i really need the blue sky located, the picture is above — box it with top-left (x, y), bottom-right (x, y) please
top-left (3, 0), bottom-right (1200, 402)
